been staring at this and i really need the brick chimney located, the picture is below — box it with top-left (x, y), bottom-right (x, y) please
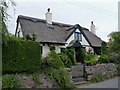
top-left (45, 8), bottom-right (52, 24)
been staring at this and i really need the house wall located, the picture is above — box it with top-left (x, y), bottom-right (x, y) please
top-left (16, 23), bottom-right (23, 37)
top-left (41, 44), bottom-right (64, 57)
top-left (66, 29), bottom-right (89, 47)
top-left (42, 44), bottom-right (50, 57)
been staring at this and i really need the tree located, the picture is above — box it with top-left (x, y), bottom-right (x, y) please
top-left (108, 31), bottom-right (120, 53)
top-left (101, 41), bottom-right (107, 54)
top-left (0, 0), bottom-right (16, 45)
top-left (108, 31), bottom-right (120, 63)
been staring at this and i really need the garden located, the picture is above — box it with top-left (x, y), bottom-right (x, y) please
top-left (2, 31), bottom-right (120, 88)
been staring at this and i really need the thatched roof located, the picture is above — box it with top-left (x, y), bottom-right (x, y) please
top-left (15, 15), bottom-right (102, 47)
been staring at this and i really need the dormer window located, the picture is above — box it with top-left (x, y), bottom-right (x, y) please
top-left (75, 32), bottom-right (82, 41)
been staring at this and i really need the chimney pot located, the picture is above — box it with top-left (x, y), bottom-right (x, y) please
top-left (91, 21), bottom-right (93, 25)
top-left (47, 8), bottom-right (50, 12)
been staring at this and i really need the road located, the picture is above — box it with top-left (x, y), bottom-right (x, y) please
top-left (78, 77), bottom-right (119, 88)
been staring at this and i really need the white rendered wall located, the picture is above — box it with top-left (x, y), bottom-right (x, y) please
top-left (16, 23), bottom-right (23, 37)
top-left (42, 44), bottom-right (64, 57)
top-left (66, 29), bottom-right (89, 47)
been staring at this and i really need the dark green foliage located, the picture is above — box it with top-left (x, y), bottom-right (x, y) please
top-left (2, 37), bottom-right (42, 74)
top-left (43, 51), bottom-right (65, 69)
top-left (85, 54), bottom-right (96, 61)
top-left (101, 41), bottom-right (107, 54)
top-left (91, 76), bottom-right (103, 83)
top-left (2, 74), bottom-right (21, 88)
top-left (109, 53), bottom-right (120, 63)
top-left (25, 34), bottom-right (32, 40)
top-left (84, 60), bottom-right (98, 66)
top-left (62, 48), bottom-right (76, 65)
top-left (118, 64), bottom-right (120, 76)
top-left (76, 48), bottom-right (86, 63)
top-left (44, 67), bottom-right (71, 88)
top-left (98, 54), bottom-right (109, 63)
top-left (108, 32), bottom-right (120, 64)
top-left (42, 51), bottom-right (72, 88)
top-left (32, 73), bottom-right (41, 84)
top-left (108, 31), bottom-right (120, 53)
top-left (49, 45), bottom-right (56, 51)
top-left (1, 0), bottom-right (16, 45)
top-left (58, 53), bottom-right (72, 67)
top-left (32, 34), bottom-right (36, 41)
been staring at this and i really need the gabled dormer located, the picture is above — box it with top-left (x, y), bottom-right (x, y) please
top-left (65, 24), bottom-right (90, 47)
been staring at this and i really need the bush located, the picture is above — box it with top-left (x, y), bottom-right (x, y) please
top-left (42, 51), bottom-right (72, 88)
top-left (58, 53), bottom-right (72, 67)
top-left (43, 51), bottom-right (65, 69)
top-left (85, 54), bottom-right (98, 61)
top-left (2, 37), bottom-right (42, 74)
top-left (109, 53), bottom-right (119, 63)
top-left (98, 54), bottom-right (109, 63)
top-left (44, 67), bottom-right (71, 88)
top-left (32, 73), bottom-right (41, 84)
top-left (117, 64), bottom-right (120, 76)
top-left (91, 76), bottom-right (103, 83)
top-left (62, 48), bottom-right (76, 65)
top-left (84, 60), bottom-right (98, 66)
top-left (2, 74), bottom-right (21, 88)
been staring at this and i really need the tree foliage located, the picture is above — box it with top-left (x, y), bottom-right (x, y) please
top-left (0, 0), bottom-right (16, 45)
top-left (108, 31), bottom-right (120, 64)
top-left (108, 31), bottom-right (120, 53)
top-left (101, 41), bottom-right (107, 54)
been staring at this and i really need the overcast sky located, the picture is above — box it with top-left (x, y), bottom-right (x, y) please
top-left (7, 0), bottom-right (119, 42)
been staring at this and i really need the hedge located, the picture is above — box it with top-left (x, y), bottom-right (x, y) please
top-left (2, 37), bottom-right (42, 74)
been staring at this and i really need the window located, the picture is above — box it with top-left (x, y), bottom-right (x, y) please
top-left (75, 32), bottom-right (82, 41)
top-left (40, 46), bottom-right (43, 54)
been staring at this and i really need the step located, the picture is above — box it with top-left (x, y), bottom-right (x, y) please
top-left (73, 81), bottom-right (86, 85)
top-left (72, 78), bottom-right (85, 83)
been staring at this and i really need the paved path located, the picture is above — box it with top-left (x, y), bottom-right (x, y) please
top-left (78, 77), bottom-right (119, 88)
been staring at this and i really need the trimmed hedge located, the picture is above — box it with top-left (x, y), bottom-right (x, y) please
top-left (2, 37), bottom-right (42, 74)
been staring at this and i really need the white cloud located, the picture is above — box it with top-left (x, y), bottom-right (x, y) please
top-left (14, 0), bottom-right (119, 3)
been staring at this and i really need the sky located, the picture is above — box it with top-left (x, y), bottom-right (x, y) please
top-left (7, 0), bottom-right (119, 42)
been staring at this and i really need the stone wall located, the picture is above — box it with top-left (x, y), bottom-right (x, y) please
top-left (85, 63), bottom-right (118, 81)
top-left (16, 73), bottom-right (59, 88)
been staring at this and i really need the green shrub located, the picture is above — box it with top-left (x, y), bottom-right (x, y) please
top-left (2, 74), bottom-right (21, 88)
top-left (85, 54), bottom-right (98, 61)
top-left (109, 53), bottom-right (119, 63)
top-left (49, 45), bottom-right (56, 51)
top-left (117, 64), bottom-right (120, 76)
top-left (58, 53), bottom-right (72, 67)
top-left (98, 54), bottom-right (109, 63)
top-left (32, 73), bottom-right (41, 84)
top-left (84, 60), bottom-right (98, 66)
top-left (77, 48), bottom-right (86, 63)
top-left (2, 37), bottom-right (42, 74)
top-left (91, 76), bottom-right (103, 82)
top-left (44, 67), bottom-right (71, 88)
top-left (62, 48), bottom-right (76, 65)
top-left (25, 34), bottom-right (32, 40)
top-left (43, 51), bottom-right (65, 68)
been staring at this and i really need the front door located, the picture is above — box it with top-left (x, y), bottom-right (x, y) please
top-left (75, 47), bottom-right (84, 63)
